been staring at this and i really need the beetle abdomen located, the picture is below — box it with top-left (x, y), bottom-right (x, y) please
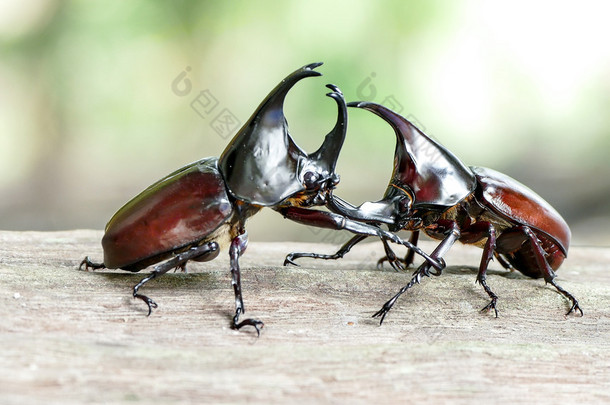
top-left (503, 231), bottom-right (566, 278)
top-left (472, 166), bottom-right (570, 256)
top-left (102, 157), bottom-right (233, 269)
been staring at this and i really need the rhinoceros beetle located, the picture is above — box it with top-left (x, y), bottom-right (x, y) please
top-left (80, 63), bottom-right (439, 335)
top-left (286, 101), bottom-right (581, 322)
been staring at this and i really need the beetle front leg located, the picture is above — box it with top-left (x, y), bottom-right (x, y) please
top-left (132, 242), bottom-right (220, 316)
top-left (229, 231), bottom-right (264, 336)
top-left (284, 234), bottom-right (368, 266)
top-left (278, 207), bottom-right (443, 271)
top-left (373, 223), bottom-right (460, 324)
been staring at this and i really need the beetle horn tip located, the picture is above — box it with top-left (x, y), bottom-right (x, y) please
top-left (325, 83), bottom-right (342, 94)
top-left (304, 62), bottom-right (324, 74)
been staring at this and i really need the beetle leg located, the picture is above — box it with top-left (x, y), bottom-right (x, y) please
top-left (373, 224), bottom-right (459, 324)
top-left (79, 256), bottom-right (106, 270)
top-left (461, 221), bottom-right (499, 317)
top-left (377, 237), bottom-right (406, 271)
top-left (278, 207), bottom-right (443, 270)
top-left (284, 234), bottom-right (368, 266)
top-left (403, 231), bottom-right (420, 267)
top-left (520, 226), bottom-right (583, 316)
top-left (372, 268), bottom-right (426, 325)
top-left (132, 242), bottom-right (219, 316)
top-left (494, 253), bottom-right (513, 271)
top-left (377, 231), bottom-right (420, 271)
top-left (229, 231), bottom-right (264, 336)
top-left (284, 232), bottom-right (405, 272)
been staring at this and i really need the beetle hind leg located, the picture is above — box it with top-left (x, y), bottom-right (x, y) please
top-left (494, 253), bottom-right (513, 271)
top-left (132, 242), bottom-right (220, 316)
top-left (519, 227), bottom-right (583, 316)
top-left (548, 279), bottom-right (583, 316)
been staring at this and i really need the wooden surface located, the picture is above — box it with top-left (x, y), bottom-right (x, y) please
top-left (1, 230), bottom-right (609, 404)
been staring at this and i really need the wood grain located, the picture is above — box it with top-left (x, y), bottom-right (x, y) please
top-left (1, 230), bottom-right (608, 404)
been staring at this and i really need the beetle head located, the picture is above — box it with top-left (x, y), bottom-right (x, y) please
top-left (219, 63), bottom-right (347, 207)
top-left (347, 101), bottom-right (476, 217)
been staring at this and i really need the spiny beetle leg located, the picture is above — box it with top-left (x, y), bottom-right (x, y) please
top-left (278, 207), bottom-right (443, 270)
top-left (520, 225), bottom-right (583, 317)
top-left (549, 279), bottom-right (583, 316)
top-left (477, 274), bottom-right (499, 317)
top-left (132, 242), bottom-right (219, 316)
top-left (372, 263), bottom-right (429, 324)
top-left (284, 234), bottom-right (368, 267)
top-left (374, 226), bottom-right (459, 324)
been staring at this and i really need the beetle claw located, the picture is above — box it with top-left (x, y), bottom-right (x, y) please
top-left (480, 298), bottom-right (499, 318)
top-left (566, 299), bottom-right (584, 317)
top-left (233, 319), bottom-right (265, 337)
top-left (283, 254), bottom-right (301, 267)
top-left (376, 256), bottom-right (406, 272)
top-left (133, 293), bottom-right (158, 316)
top-left (372, 307), bottom-right (390, 325)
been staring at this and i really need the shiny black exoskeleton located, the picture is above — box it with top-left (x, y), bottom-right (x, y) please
top-left (286, 101), bottom-right (580, 322)
top-left (80, 63), bottom-right (439, 335)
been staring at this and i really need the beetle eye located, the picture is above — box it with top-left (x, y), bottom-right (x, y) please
top-left (303, 171), bottom-right (319, 189)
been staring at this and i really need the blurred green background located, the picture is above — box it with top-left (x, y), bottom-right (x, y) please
top-left (1, 0), bottom-right (609, 245)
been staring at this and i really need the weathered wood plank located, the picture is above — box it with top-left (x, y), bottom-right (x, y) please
top-left (1, 230), bottom-right (608, 404)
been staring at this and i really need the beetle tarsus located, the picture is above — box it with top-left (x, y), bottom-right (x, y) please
top-left (548, 279), bottom-right (583, 316)
top-left (79, 256), bottom-right (105, 271)
top-left (566, 300), bottom-right (583, 317)
top-left (233, 319), bottom-right (264, 336)
top-left (283, 234), bottom-right (367, 267)
top-left (133, 272), bottom-right (159, 315)
top-left (377, 238), bottom-right (406, 271)
top-left (480, 298), bottom-right (499, 318)
top-left (283, 254), bottom-right (301, 267)
top-left (133, 293), bottom-right (158, 316)
top-left (373, 267), bottom-right (424, 324)
top-left (476, 283), bottom-right (499, 318)
top-left (132, 243), bottom-right (220, 317)
top-left (376, 256), bottom-right (406, 271)
top-left (372, 300), bottom-right (394, 325)
top-left (232, 308), bottom-right (264, 336)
